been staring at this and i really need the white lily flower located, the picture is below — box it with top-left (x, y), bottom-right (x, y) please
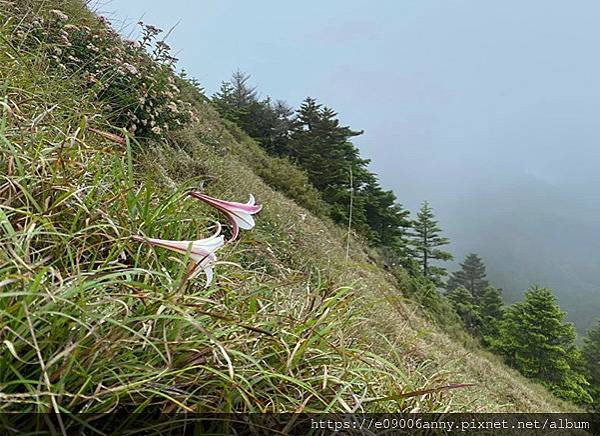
top-left (189, 192), bottom-right (262, 241)
top-left (133, 225), bottom-right (224, 286)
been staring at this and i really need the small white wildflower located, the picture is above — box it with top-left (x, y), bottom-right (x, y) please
top-left (50, 9), bottom-right (69, 21)
top-left (83, 72), bottom-right (97, 83)
top-left (151, 126), bottom-right (162, 135)
top-left (125, 39), bottom-right (141, 48)
top-left (122, 63), bottom-right (138, 75)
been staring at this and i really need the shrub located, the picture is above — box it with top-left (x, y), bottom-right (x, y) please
top-left (6, 6), bottom-right (195, 139)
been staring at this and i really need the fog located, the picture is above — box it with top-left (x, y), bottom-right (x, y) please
top-left (104, 0), bottom-right (600, 333)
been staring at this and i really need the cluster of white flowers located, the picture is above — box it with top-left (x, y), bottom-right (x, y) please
top-left (49, 9), bottom-right (68, 21)
top-left (16, 9), bottom-right (199, 139)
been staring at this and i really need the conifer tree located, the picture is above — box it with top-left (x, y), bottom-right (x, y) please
top-left (409, 201), bottom-right (453, 283)
top-left (212, 70), bottom-right (256, 123)
top-left (212, 72), bottom-right (294, 154)
top-left (362, 178), bottom-right (412, 250)
top-left (582, 320), bottom-right (600, 410)
top-left (493, 286), bottom-right (592, 404)
top-left (447, 253), bottom-right (489, 301)
top-left (287, 98), bottom-right (370, 228)
top-left (478, 286), bottom-right (504, 343)
top-left (225, 70), bottom-right (257, 109)
top-left (447, 287), bottom-right (481, 334)
top-left (212, 80), bottom-right (240, 122)
top-left (267, 100), bottom-right (294, 155)
top-left (287, 98), bottom-right (367, 190)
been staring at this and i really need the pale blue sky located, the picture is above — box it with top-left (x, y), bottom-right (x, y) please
top-left (101, 0), bottom-right (600, 329)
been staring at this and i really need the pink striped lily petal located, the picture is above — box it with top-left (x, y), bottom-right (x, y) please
top-left (189, 192), bottom-right (262, 241)
top-left (132, 228), bottom-right (224, 286)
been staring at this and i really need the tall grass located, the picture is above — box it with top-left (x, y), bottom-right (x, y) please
top-left (0, 2), bottom-right (581, 430)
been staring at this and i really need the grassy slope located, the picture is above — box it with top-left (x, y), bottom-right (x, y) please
top-left (162, 106), bottom-right (577, 413)
top-left (0, 0), bottom-right (578, 414)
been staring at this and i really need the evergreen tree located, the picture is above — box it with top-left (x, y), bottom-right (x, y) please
top-left (287, 98), bottom-right (367, 190)
top-left (224, 70), bottom-right (257, 109)
top-left (582, 320), bottom-right (600, 410)
top-left (478, 286), bottom-right (504, 343)
top-left (493, 286), bottom-right (592, 404)
top-left (408, 201), bottom-right (453, 283)
top-left (212, 72), bottom-right (294, 154)
top-left (362, 178), bottom-right (412, 251)
top-left (447, 287), bottom-right (481, 334)
top-left (212, 70), bottom-right (257, 123)
top-left (447, 253), bottom-right (489, 302)
top-left (212, 80), bottom-right (239, 121)
top-left (267, 100), bottom-right (295, 154)
top-left (287, 98), bottom-right (371, 228)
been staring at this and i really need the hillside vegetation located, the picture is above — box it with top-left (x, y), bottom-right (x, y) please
top-left (0, 0), bottom-right (582, 420)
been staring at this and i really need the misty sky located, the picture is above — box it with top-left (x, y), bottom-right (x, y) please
top-left (102, 0), bottom-right (600, 331)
